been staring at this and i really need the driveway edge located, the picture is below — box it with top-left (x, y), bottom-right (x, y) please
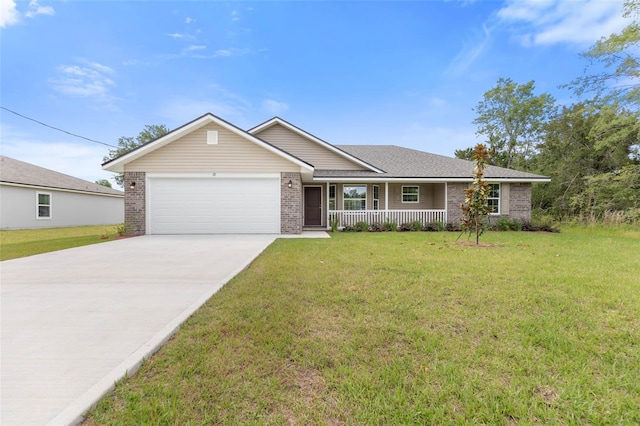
top-left (46, 237), bottom-right (275, 426)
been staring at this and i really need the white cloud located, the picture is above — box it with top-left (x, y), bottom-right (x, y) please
top-left (261, 99), bottom-right (289, 115)
top-left (0, 0), bottom-right (19, 28)
top-left (167, 32), bottom-right (195, 40)
top-left (50, 59), bottom-right (118, 107)
top-left (25, 0), bottom-right (54, 18)
top-left (231, 10), bottom-right (240, 22)
top-left (1, 0), bottom-right (55, 27)
top-left (498, 0), bottom-right (628, 47)
top-left (185, 17), bottom-right (194, 24)
top-left (446, 24), bottom-right (494, 77)
top-left (185, 45), bottom-right (206, 51)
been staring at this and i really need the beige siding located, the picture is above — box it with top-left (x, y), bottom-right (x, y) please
top-left (330, 183), bottom-right (445, 210)
top-left (125, 123), bottom-right (300, 173)
top-left (255, 123), bottom-right (368, 170)
top-left (387, 183), bottom-right (446, 209)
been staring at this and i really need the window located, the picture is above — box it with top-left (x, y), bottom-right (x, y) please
top-left (488, 183), bottom-right (500, 214)
top-left (373, 185), bottom-right (379, 210)
top-left (37, 192), bottom-right (51, 219)
top-left (329, 185), bottom-right (336, 210)
top-left (402, 186), bottom-right (419, 203)
top-left (343, 185), bottom-right (366, 210)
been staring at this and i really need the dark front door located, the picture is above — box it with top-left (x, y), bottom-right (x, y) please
top-left (304, 187), bottom-right (322, 226)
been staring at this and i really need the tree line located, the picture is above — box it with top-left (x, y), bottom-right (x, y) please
top-left (456, 1), bottom-right (640, 224)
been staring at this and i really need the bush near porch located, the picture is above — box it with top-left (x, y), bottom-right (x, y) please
top-left (85, 228), bottom-right (639, 425)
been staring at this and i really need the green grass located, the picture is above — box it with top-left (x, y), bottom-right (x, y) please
top-left (83, 229), bottom-right (640, 425)
top-left (0, 225), bottom-right (122, 261)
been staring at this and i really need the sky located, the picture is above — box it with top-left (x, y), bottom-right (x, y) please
top-left (0, 0), bottom-right (629, 188)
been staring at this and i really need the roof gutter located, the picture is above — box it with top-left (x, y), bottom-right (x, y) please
top-left (312, 177), bottom-right (551, 183)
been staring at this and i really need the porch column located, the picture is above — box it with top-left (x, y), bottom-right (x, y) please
top-left (326, 181), bottom-right (331, 230)
top-left (385, 181), bottom-right (389, 219)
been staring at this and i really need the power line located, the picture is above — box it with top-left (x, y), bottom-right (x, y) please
top-left (0, 106), bottom-right (119, 148)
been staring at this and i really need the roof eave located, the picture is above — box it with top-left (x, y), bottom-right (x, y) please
top-left (312, 177), bottom-right (551, 183)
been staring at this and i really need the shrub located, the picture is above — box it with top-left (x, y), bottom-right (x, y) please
top-left (521, 221), bottom-right (560, 233)
top-left (383, 221), bottom-right (397, 232)
top-left (509, 220), bottom-right (523, 231)
top-left (495, 217), bottom-right (511, 231)
top-left (355, 221), bottom-right (369, 232)
top-left (369, 222), bottom-right (384, 232)
top-left (330, 218), bottom-right (339, 232)
top-left (398, 221), bottom-right (423, 232)
top-left (423, 221), bottom-right (444, 232)
top-left (446, 222), bottom-right (462, 232)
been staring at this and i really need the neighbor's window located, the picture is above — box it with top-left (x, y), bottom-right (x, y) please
top-left (37, 192), bottom-right (51, 219)
top-left (343, 185), bottom-right (366, 210)
top-left (329, 185), bottom-right (336, 210)
top-left (487, 183), bottom-right (500, 214)
top-left (402, 186), bottom-right (419, 203)
top-left (373, 185), bottom-right (380, 210)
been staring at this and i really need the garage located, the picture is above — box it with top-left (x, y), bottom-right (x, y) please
top-left (148, 176), bottom-right (281, 234)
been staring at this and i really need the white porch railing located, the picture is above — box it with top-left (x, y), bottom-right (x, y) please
top-left (329, 210), bottom-right (447, 228)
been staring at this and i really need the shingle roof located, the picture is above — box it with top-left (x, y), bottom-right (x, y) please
top-left (0, 156), bottom-right (123, 196)
top-left (313, 145), bottom-right (548, 180)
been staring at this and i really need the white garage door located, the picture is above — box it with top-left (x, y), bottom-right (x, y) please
top-left (148, 177), bottom-right (280, 234)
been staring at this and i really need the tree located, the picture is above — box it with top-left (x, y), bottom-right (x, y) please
top-left (454, 147), bottom-right (474, 161)
top-left (531, 103), bottom-right (640, 219)
top-left (472, 78), bottom-right (556, 170)
top-left (460, 144), bottom-right (492, 245)
top-left (103, 124), bottom-right (170, 187)
top-left (567, 1), bottom-right (640, 106)
top-left (95, 179), bottom-right (112, 188)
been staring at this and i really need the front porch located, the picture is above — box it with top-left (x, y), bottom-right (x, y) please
top-left (301, 181), bottom-right (452, 230)
top-left (328, 209), bottom-right (447, 228)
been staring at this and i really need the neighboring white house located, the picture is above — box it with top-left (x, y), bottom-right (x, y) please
top-left (0, 156), bottom-right (124, 230)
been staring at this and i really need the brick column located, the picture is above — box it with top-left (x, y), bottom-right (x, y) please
top-left (281, 172), bottom-right (302, 234)
top-left (124, 171), bottom-right (146, 235)
top-left (509, 183), bottom-right (532, 221)
top-left (446, 182), bottom-right (467, 227)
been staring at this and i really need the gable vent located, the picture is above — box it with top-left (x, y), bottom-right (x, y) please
top-left (207, 131), bottom-right (218, 145)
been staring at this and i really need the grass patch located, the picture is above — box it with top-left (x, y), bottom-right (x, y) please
top-left (84, 229), bottom-right (640, 425)
top-left (0, 225), bottom-right (122, 261)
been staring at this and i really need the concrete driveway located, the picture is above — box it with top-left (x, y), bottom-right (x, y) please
top-left (1, 234), bottom-right (321, 426)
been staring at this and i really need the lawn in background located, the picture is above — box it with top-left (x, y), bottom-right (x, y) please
top-left (0, 225), bottom-right (122, 261)
top-left (83, 228), bottom-right (639, 424)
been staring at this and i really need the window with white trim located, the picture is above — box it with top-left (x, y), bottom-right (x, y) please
top-left (37, 192), bottom-right (51, 219)
top-left (488, 183), bottom-right (500, 214)
top-left (329, 185), bottom-right (336, 210)
top-left (373, 185), bottom-right (379, 210)
top-left (402, 186), bottom-right (419, 203)
top-left (343, 185), bottom-right (366, 210)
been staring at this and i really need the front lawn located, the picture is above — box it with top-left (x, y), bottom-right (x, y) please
top-left (85, 229), bottom-right (639, 425)
top-left (0, 225), bottom-right (122, 261)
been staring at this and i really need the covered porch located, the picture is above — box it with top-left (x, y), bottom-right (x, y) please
top-left (302, 181), bottom-right (449, 229)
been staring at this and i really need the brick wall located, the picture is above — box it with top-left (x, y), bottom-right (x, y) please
top-left (446, 182), bottom-right (467, 226)
top-left (124, 171), bottom-right (146, 235)
top-left (281, 172), bottom-right (302, 234)
top-left (507, 183), bottom-right (532, 221)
